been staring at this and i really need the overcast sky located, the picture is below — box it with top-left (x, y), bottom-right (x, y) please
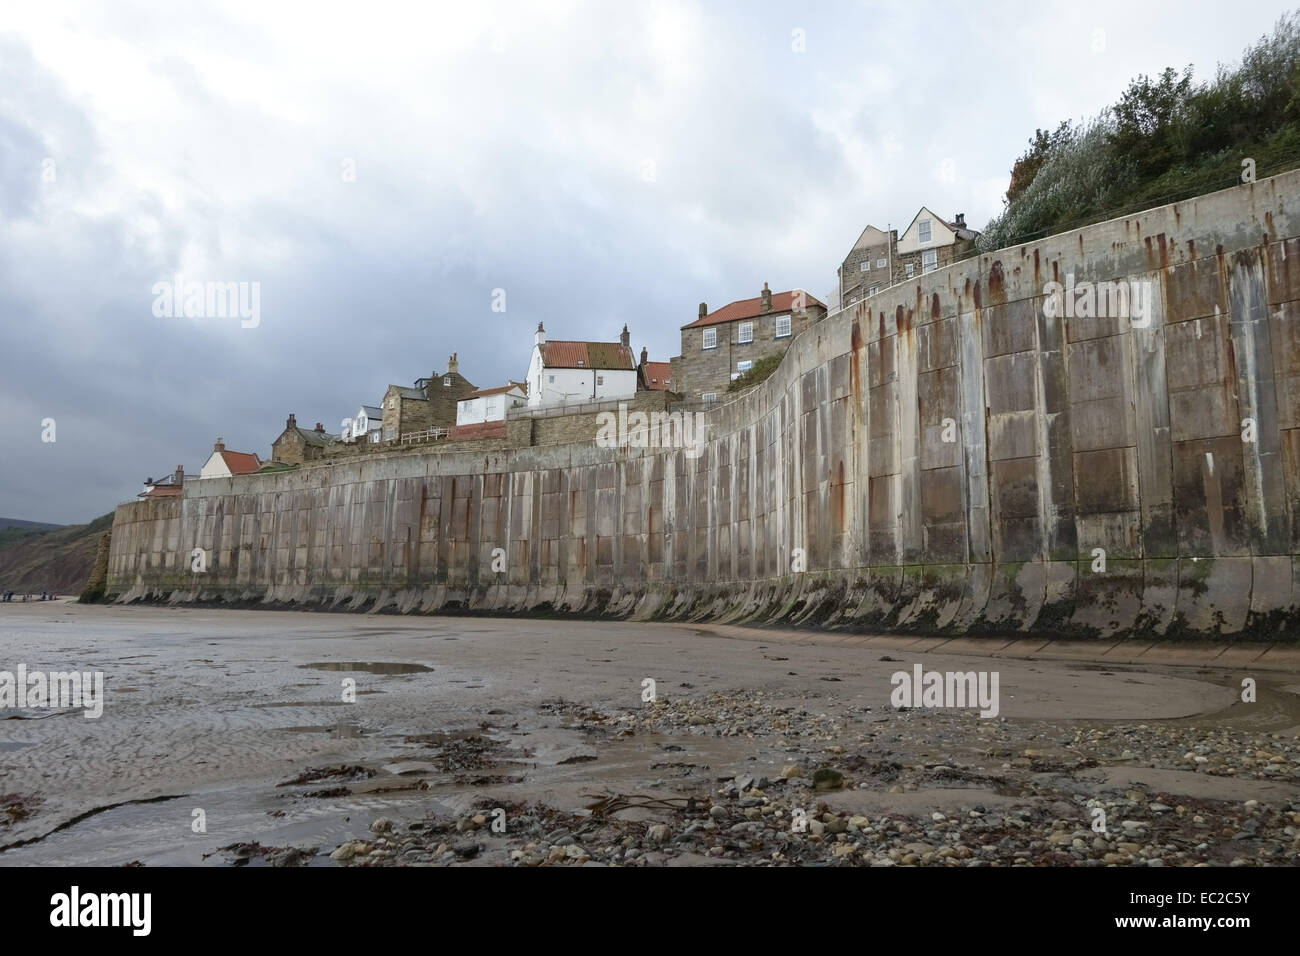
top-left (1, 0), bottom-right (1294, 524)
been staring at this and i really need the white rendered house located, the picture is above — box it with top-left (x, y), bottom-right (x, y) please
top-left (525, 323), bottom-right (638, 409)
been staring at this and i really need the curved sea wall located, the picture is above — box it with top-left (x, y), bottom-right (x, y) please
top-left (108, 171), bottom-right (1300, 639)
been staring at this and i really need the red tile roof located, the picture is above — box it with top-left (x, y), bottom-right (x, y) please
top-left (643, 361), bottom-right (673, 390)
top-left (682, 289), bottom-right (825, 329)
top-left (141, 484), bottom-right (182, 497)
top-left (219, 451), bottom-right (261, 475)
top-left (539, 341), bottom-right (636, 370)
top-left (469, 381), bottom-right (528, 399)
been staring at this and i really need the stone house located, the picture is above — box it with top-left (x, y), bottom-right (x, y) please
top-left (380, 354), bottom-right (477, 441)
top-left (271, 414), bottom-right (336, 465)
top-left (670, 284), bottom-right (826, 402)
top-left (894, 208), bottom-right (979, 280)
top-left (839, 224), bottom-right (897, 308)
top-left (838, 210), bottom-right (980, 307)
top-left (637, 347), bottom-right (673, 392)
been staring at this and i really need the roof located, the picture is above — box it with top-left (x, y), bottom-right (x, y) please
top-left (140, 483), bottom-right (182, 498)
top-left (682, 289), bottom-right (826, 330)
top-left (901, 206), bottom-right (981, 243)
top-left (215, 450), bottom-right (260, 475)
top-left (386, 385), bottom-right (427, 401)
top-left (847, 224), bottom-right (892, 254)
top-left (643, 362), bottom-right (672, 390)
top-left (295, 427), bottom-right (335, 448)
top-left (466, 381), bottom-right (527, 399)
top-left (359, 404), bottom-right (382, 418)
top-left (539, 341), bottom-right (636, 371)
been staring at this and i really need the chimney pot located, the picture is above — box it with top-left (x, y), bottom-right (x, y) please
top-left (214, 436), bottom-right (225, 452)
top-left (698, 302), bottom-right (707, 318)
top-left (534, 322), bottom-right (546, 346)
top-left (640, 346), bottom-right (648, 365)
top-left (760, 283), bottom-right (772, 314)
top-left (287, 413), bottom-right (297, 428)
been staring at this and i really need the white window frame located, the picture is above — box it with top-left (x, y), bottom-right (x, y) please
top-left (596, 375), bottom-right (604, 386)
top-left (702, 328), bottom-right (717, 349)
top-left (443, 376), bottom-right (451, 386)
top-left (775, 314), bottom-right (791, 338)
top-left (860, 261), bottom-right (869, 272)
top-left (868, 285), bottom-right (879, 296)
top-left (737, 321), bottom-right (753, 344)
top-left (922, 249), bottom-right (938, 273)
top-left (548, 374), bottom-right (555, 384)
top-left (736, 360), bottom-right (753, 373)
top-left (905, 262), bottom-right (914, 277)
top-left (701, 392), bottom-right (718, 403)
top-left (876, 257), bottom-right (886, 269)
top-left (918, 220), bottom-right (932, 243)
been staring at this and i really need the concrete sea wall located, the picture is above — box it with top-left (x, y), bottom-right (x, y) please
top-left (108, 171), bottom-right (1300, 639)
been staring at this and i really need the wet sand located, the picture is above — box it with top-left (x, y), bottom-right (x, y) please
top-left (0, 602), bottom-right (1296, 866)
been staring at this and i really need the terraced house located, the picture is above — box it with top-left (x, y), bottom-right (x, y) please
top-left (670, 283), bottom-right (826, 402)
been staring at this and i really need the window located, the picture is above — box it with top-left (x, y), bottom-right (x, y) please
top-left (596, 375), bottom-right (604, 386)
top-left (922, 249), bottom-right (938, 273)
top-left (736, 360), bottom-right (753, 373)
top-left (702, 328), bottom-right (717, 349)
top-left (868, 286), bottom-right (879, 296)
top-left (701, 392), bottom-right (718, 403)
top-left (775, 315), bottom-right (791, 338)
top-left (443, 377), bottom-right (451, 386)
top-left (918, 220), bottom-right (932, 243)
top-left (905, 262), bottom-right (914, 277)
top-left (576, 359), bottom-right (584, 366)
top-left (860, 261), bottom-right (869, 272)
top-left (548, 374), bottom-right (555, 383)
top-left (737, 321), bottom-right (753, 344)
top-left (876, 257), bottom-right (886, 269)
top-left (387, 397), bottom-right (395, 410)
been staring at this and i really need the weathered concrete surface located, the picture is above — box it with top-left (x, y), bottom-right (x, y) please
top-left (108, 171), bottom-right (1300, 639)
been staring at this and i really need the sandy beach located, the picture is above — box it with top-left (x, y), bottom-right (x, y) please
top-left (1, 601), bottom-right (1297, 866)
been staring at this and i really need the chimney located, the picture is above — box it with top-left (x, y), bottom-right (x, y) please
top-left (286, 413), bottom-right (297, 430)
top-left (620, 324), bottom-right (630, 348)
top-left (760, 282), bottom-right (772, 314)
top-left (213, 436), bottom-right (225, 452)
top-left (314, 422), bottom-right (325, 434)
top-left (698, 302), bottom-right (707, 319)
top-left (534, 322), bottom-right (546, 346)
top-left (174, 466), bottom-right (184, 484)
top-left (954, 213), bottom-right (966, 228)
top-left (640, 346), bottom-right (648, 366)
top-left (448, 352), bottom-right (458, 374)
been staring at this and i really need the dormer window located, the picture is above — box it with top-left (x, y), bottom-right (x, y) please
top-left (576, 360), bottom-right (585, 366)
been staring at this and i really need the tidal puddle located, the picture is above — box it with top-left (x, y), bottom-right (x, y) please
top-left (0, 741), bottom-right (34, 751)
top-left (281, 722), bottom-right (369, 738)
top-left (299, 662), bottom-right (432, 674)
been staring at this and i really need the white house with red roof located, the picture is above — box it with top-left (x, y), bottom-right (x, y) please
top-left (198, 438), bottom-right (261, 479)
top-left (525, 323), bottom-right (639, 409)
top-left (456, 380), bottom-right (528, 426)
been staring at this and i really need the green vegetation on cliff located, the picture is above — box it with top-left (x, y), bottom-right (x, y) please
top-left (0, 513), bottom-right (112, 596)
top-left (727, 354), bottom-right (784, 392)
top-left (980, 13), bottom-right (1300, 251)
